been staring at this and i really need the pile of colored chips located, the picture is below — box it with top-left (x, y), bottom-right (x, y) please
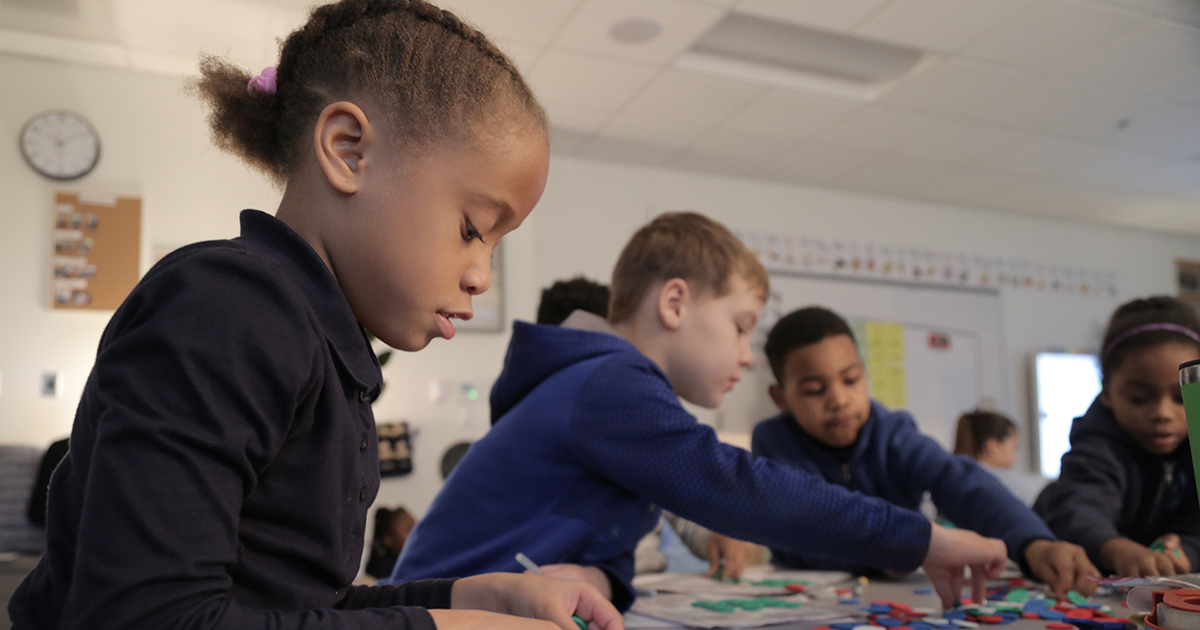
top-left (811, 578), bottom-right (1134, 630)
top-left (691, 597), bottom-right (804, 613)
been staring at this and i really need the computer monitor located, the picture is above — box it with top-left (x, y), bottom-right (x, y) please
top-left (1033, 352), bottom-right (1102, 479)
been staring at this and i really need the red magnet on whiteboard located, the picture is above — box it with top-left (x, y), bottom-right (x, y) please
top-left (928, 333), bottom-right (950, 350)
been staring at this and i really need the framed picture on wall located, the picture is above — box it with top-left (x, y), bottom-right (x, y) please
top-left (458, 243), bottom-right (504, 332)
top-left (1178, 259), bottom-right (1200, 306)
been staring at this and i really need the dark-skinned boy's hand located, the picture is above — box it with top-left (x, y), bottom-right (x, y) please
top-left (1152, 534), bottom-right (1192, 574)
top-left (1101, 537), bottom-right (1180, 577)
top-left (1023, 539), bottom-right (1100, 598)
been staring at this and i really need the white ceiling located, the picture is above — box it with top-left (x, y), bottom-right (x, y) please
top-left (3, 0), bottom-right (1199, 235)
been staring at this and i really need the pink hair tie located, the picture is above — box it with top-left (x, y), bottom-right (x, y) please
top-left (247, 66), bottom-right (277, 95)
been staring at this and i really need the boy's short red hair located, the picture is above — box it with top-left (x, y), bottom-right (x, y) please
top-left (609, 212), bottom-right (769, 324)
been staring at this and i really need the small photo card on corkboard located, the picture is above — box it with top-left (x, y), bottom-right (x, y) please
top-left (51, 191), bottom-right (141, 310)
top-left (1179, 259), bottom-right (1200, 306)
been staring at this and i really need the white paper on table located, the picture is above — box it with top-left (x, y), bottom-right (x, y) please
top-left (633, 569), bottom-right (853, 598)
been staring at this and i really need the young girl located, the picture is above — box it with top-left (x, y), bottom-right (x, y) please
top-left (954, 410), bottom-right (1019, 469)
top-left (953, 410), bottom-right (1044, 505)
top-left (1035, 296), bottom-right (1200, 577)
top-left (8, 2), bottom-right (623, 629)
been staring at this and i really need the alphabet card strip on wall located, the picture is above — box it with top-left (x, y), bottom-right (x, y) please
top-left (51, 191), bottom-right (141, 310)
top-left (735, 229), bottom-right (1117, 298)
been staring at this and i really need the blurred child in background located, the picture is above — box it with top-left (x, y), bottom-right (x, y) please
top-left (954, 410), bottom-right (1045, 505)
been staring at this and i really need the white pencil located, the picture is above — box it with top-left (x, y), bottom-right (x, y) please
top-left (515, 552), bottom-right (543, 575)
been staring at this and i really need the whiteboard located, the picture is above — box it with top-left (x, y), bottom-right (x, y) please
top-left (721, 272), bottom-right (1007, 449)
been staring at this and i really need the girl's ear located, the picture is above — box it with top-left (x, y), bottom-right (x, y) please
top-left (313, 101), bottom-right (374, 194)
top-left (655, 278), bottom-right (689, 331)
top-left (1099, 385), bottom-right (1112, 409)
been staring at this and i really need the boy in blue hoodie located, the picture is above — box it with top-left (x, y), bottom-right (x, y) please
top-left (752, 306), bottom-right (1099, 597)
top-left (391, 213), bottom-right (1008, 611)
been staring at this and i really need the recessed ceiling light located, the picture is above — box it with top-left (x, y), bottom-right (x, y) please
top-left (609, 17), bottom-right (663, 44)
top-left (676, 12), bottom-right (932, 103)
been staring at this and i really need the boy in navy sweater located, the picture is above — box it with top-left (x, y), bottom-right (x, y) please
top-left (752, 306), bottom-right (1099, 597)
top-left (393, 213), bottom-right (1008, 610)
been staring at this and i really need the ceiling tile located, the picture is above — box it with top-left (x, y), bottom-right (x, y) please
top-left (1087, 0), bottom-right (1200, 28)
top-left (0, 0), bottom-right (121, 43)
top-left (833, 154), bottom-right (1025, 207)
top-left (436, 0), bottom-right (583, 47)
top-left (980, 135), bottom-right (1109, 177)
top-left (497, 41), bottom-right (544, 76)
top-left (548, 126), bottom-right (591, 155)
top-left (541, 99), bottom-right (614, 133)
top-left (575, 135), bottom-right (678, 165)
top-left (671, 127), bottom-right (799, 175)
top-left (1055, 150), bottom-right (1200, 196)
top-left (599, 113), bottom-right (713, 152)
top-left (812, 107), bottom-right (944, 152)
top-left (758, 140), bottom-right (885, 185)
top-left (528, 50), bottom-right (659, 110)
top-left (734, 0), bottom-right (889, 33)
top-left (1108, 99), bottom-right (1200, 159)
top-left (721, 90), bottom-right (859, 139)
top-left (553, 0), bottom-right (724, 63)
top-left (965, 0), bottom-right (1151, 76)
top-left (970, 80), bottom-right (1135, 142)
top-left (856, 0), bottom-right (1039, 53)
top-left (988, 179), bottom-right (1136, 222)
top-left (882, 60), bottom-right (1030, 117)
top-left (617, 69), bottom-right (766, 127)
top-left (896, 120), bottom-right (1028, 164)
top-left (1147, 67), bottom-right (1200, 109)
top-left (1067, 22), bottom-right (1200, 90)
top-left (114, 0), bottom-right (268, 65)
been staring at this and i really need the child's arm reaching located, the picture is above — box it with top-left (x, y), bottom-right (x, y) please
top-left (429, 573), bottom-right (624, 630)
top-left (1022, 539), bottom-right (1100, 597)
top-left (922, 524), bottom-right (1007, 609)
top-left (1100, 537), bottom-right (1186, 577)
top-left (662, 512), bottom-right (756, 579)
top-left (705, 532), bottom-right (754, 579)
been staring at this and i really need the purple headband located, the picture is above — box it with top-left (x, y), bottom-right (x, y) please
top-left (247, 66), bottom-right (277, 95)
top-left (1101, 323), bottom-right (1200, 362)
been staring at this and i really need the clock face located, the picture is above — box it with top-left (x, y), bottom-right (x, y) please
top-left (20, 110), bottom-right (101, 180)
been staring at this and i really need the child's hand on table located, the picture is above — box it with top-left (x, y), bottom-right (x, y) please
top-left (438, 572), bottom-right (623, 630)
top-left (923, 523), bottom-right (1007, 609)
top-left (1152, 534), bottom-right (1191, 574)
top-left (1101, 536), bottom-right (1184, 577)
top-left (1023, 539), bottom-right (1099, 598)
top-left (706, 533), bottom-right (753, 580)
top-left (533, 563), bottom-right (614, 600)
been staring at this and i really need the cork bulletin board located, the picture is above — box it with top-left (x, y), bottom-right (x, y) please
top-left (1179, 259), bottom-right (1200, 306)
top-left (51, 191), bottom-right (141, 310)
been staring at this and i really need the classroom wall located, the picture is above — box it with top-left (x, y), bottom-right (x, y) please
top-left (2, 54), bottom-right (1198, 517)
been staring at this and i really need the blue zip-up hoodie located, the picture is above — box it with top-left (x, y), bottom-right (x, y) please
top-left (752, 402), bottom-right (1054, 573)
top-left (1034, 397), bottom-right (1200, 570)
top-left (391, 321), bottom-right (931, 610)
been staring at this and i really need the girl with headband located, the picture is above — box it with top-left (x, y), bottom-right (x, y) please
top-left (1035, 296), bottom-right (1200, 577)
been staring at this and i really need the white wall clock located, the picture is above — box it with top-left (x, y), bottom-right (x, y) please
top-left (20, 110), bottom-right (101, 180)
